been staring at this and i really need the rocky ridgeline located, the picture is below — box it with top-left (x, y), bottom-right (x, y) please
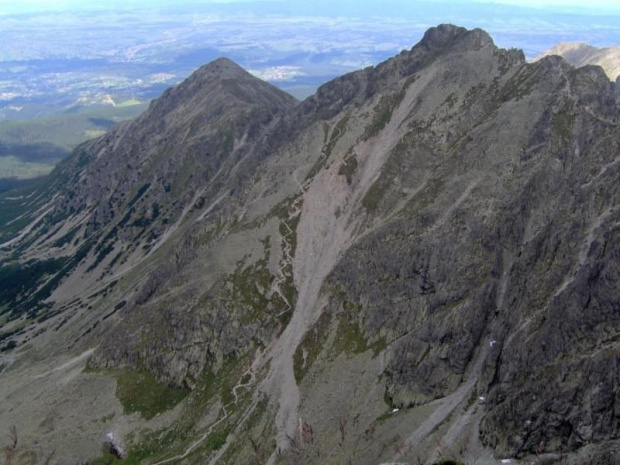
top-left (0, 24), bottom-right (618, 465)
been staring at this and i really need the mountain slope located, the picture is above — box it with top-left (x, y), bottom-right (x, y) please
top-left (0, 25), bottom-right (619, 465)
top-left (0, 57), bottom-right (296, 320)
top-left (536, 42), bottom-right (620, 81)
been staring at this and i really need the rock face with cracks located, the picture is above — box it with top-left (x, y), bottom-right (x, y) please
top-left (0, 24), bottom-right (619, 465)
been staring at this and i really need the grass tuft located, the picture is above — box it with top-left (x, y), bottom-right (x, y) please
top-left (114, 369), bottom-right (189, 420)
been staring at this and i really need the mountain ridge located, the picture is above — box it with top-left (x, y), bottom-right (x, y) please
top-left (0, 24), bottom-right (619, 465)
top-left (536, 41), bottom-right (620, 81)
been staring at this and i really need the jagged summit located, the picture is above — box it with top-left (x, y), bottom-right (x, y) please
top-left (419, 23), bottom-right (493, 51)
top-left (302, 23), bottom-right (523, 122)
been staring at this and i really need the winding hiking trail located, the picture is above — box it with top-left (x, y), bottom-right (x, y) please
top-left (151, 365), bottom-right (256, 465)
top-left (270, 207), bottom-right (299, 315)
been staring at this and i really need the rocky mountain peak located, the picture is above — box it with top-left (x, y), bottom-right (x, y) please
top-left (145, 56), bottom-right (297, 123)
top-left (197, 56), bottom-right (250, 76)
top-left (180, 56), bottom-right (264, 92)
top-left (303, 23), bottom-right (521, 122)
top-left (419, 23), bottom-right (494, 52)
top-left (0, 54), bottom-right (298, 297)
top-left (419, 24), bottom-right (466, 48)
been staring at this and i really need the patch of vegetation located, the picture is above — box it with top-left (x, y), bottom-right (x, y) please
top-left (234, 192), bottom-right (299, 233)
top-left (130, 203), bottom-right (160, 228)
top-left (412, 177), bottom-right (446, 212)
top-left (362, 75), bottom-right (416, 141)
top-left (325, 114), bottom-right (350, 158)
top-left (202, 422), bottom-right (232, 452)
top-left (552, 98), bottom-right (575, 141)
top-left (106, 250), bottom-right (124, 270)
top-left (338, 154), bottom-right (358, 185)
top-left (87, 242), bottom-right (116, 272)
top-left (498, 63), bottom-right (540, 102)
top-left (228, 219), bottom-right (297, 331)
top-left (0, 257), bottom-right (67, 317)
top-left (90, 444), bottom-right (153, 465)
top-left (443, 92), bottom-right (458, 109)
top-left (376, 390), bottom-right (398, 423)
top-left (364, 97), bottom-right (395, 139)
top-left (73, 146), bottom-right (95, 170)
top-left (117, 208), bottom-right (135, 229)
top-left (0, 340), bottom-right (17, 352)
top-left (87, 279), bottom-right (118, 300)
top-left (108, 354), bottom-right (250, 463)
top-left (333, 314), bottom-right (370, 355)
top-left (51, 226), bottom-right (80, 248)
top-left (231, 256), bottom-right (273, 324)
top-left (359, 136), bottom-right (412, 213)
top-left (293, 312), bottom-right (331, 383)
top-left (90, 450), bottom-right (119, 465)
top-left (246, 397), bottom-right (268, 431)
top-left (305, 113), bottom-right (350, 182)
top-left (322, 122), bottom-right (330, 144)
top-left (114, 369), bottom-right (189, 420)
top-left (126, 183), bottom-right (151, 209)
top-left (383, 384), bottom-right (396, 409)
top-left (277, 214), bottom-right (300, 327)
top-left (221, 129), bottom-right (235, 156)
top-left (329, 288), bottom-right (386, 358)
top-left (361, 172), bottom-right (391, 213)
top-left (237, 195), bottom-right (301, 328)
top-left (0, 327), bottom-right (21, 343)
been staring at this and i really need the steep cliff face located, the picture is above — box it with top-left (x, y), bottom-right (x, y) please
top-left (320, 53), bottom-right (620, 460)
top-left (0, 25), bottom-right (618, 465)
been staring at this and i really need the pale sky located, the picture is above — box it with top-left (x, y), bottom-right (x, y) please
top-left (478, 0), bottom-right (619, 8)
top-left (0, 0), bottom-right (619, 15)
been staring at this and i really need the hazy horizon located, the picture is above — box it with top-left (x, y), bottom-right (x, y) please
top-left (1, 0), bottom-right (620, 15)
top-left (1, 0), bottom-right (619, 124)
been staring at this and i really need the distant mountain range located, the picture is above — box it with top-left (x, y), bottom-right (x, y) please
top-left (0, 25), bottom-right (619, 465)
